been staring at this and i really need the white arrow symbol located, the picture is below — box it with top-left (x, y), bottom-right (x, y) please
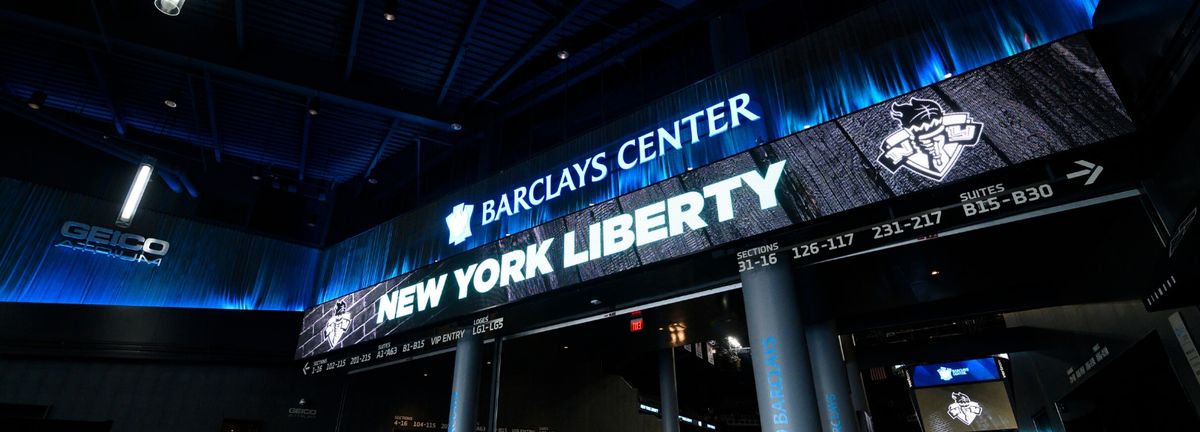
top-left (302, 362), bottom-right (311, 375)
top-left (1067, 160), bottom-right (1103, 185)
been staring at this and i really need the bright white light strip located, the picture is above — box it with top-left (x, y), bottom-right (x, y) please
top-left (118, 163), bottom-right (154, 225)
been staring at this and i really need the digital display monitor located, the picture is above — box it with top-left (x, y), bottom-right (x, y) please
top-left (911, 358), bottom-right (1002, 387)
top-left (914, 381), bottom-right (1018, 432)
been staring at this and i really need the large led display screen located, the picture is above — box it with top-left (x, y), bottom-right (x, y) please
top-left (295, 35), bottom-right (1133, 359)
top-left (914, 381), bottom-right (1018, 432)
top-left (912, 358), bottom-right (1003, 388)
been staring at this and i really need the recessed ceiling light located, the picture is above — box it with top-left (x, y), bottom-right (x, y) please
top-left (307, 97), bottom-right (320, 116)
top-left (251, 174), bottom-right (261, 181)
top-left (367, 178), bottom-right (379, 185)
top-left (384, 0), bottom-right (398, 21)
top-left (27, 90), bottom-right (46, 110)
top-left (557, 50), bottom-right (569, 60)
top-left (164, 88), bottom-right (181, 109)
top-left (930, 269), bottom-right (941, 276)
top-left (450, 123), bottom-right (463, 131)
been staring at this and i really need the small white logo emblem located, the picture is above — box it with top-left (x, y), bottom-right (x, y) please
top-left (937, 366), bottom-right (955, 381)
top-left (323, 301), bottom-right (351, 349)
top-left (445, 203), bottom-right (474, 246)
top-left (947, 392), bottom-right (983, 425)
top-left (878, 98), bottom-right (983, 181)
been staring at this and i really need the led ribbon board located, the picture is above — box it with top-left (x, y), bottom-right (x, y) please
top-left (296, 35), bottom-right (1133, 359)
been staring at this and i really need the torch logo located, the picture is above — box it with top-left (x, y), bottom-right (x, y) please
top-left (877, 98), bottom-right (983, 182)
top-left (323, 301), bottom-right (352, 349)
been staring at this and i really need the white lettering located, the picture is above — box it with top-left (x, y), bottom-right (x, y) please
top-left (634, 201), bottom-right (668, 246)
top-left (703, 176), bottom-right (743, 222)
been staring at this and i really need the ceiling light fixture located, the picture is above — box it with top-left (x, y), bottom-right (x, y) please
top-left (163, 89), bottom-right (180, 109)
top-left (450, 123), bottom-right (463, 131)
top-left (383, 0), bottom-right (399, 21)
top-left (116, 158), bottom-right (155, 228)
top-left (27, 90), bottom-right (46, 110)
top-left (154, 0), bottom-right (186, 16)
top-left (930, 269), bottom-right (941, 276)
top-left (557, 50), bottom-right (569, 60)
top-left (367, 177), bottom-right (379, 185)
top-left (307, 97), bottom-right (320, 116)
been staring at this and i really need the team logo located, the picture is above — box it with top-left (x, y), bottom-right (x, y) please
top-left (878, 98), bottom-right (983, 182)
top-left (937, 366), bottom-right (955, 381)
top-left (445, 203), bottom-right (474, 246)
top-left (946, 392), bottom-right (983, 425)
top-left (323, 301), bottom-right (351, 349)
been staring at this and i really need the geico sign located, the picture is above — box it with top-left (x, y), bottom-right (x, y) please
top-left (55, 221), bottom-right (170, 266)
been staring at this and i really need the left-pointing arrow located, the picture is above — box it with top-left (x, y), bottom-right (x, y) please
top-left (302, 362), bottom-right (311, 375)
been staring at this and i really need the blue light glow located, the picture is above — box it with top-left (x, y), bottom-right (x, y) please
top-left (315, 0), bottom-right (1102, 303)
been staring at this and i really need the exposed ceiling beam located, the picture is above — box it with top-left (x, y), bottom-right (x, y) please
top-left (85, 50), bottom-right (126, 137)
top-left (202, 70), bottom-right (223, 163)
top-left (499, 5), bottom-right (704, 121)
top-left (300, 97), bottom-right (313, 181)
top-left (88, 0), bottom-right (112, 52)
top-left (365, 119), bottom-right (400, 179)
top-left (0, 10), bottom-right (455, 131)
top-left (235, 0), bottom-right (246, 50)
top-left (473, 0), bottom-right (592, 104)
top-left (343, 0), bottom-right (366, 80)
top-left (438, 0), bottom-right (488, 105)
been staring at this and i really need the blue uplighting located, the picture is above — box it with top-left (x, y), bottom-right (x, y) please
top-left (314, 0), bottom-right (1103, 303)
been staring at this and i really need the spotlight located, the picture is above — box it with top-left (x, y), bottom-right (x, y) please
top-left (450, 122), bottom-right (463, 131)
top-left (562, 346), bottom-right (569, 350)
top-left (307, 97), bottom-right (320, 116)
top-left (116, 158), bottom-right (155, 228)
top-left (154, 0), bottom-right (186, 16)
top-left (556, 50), bottom-right (569, 60)
top-left (930, 269), bottom-right (940, 276)
top-left (27, 90), bottom-right (46, 110)
top-left (589, 298), bottom-right (601, 305)
top-left (163, 88), bottom-right (180, 109)
top-left (384, 0), bottom-right (398, 21)
top-left (251, 174), bottom-right (261, 181)
top-left (367, 177), bottom-right (379, 185)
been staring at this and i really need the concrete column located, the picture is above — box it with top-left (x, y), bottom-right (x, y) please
top-left (740, 263), bottom-right (823, 432)
top-left (839, 334), bottom-right (870, 415)
top-left (807, 321), bottom-right (859, 432)
top-left (449, 332), bottom-right (483, 432)
top-left (659, 348), bottom-right (681, 432)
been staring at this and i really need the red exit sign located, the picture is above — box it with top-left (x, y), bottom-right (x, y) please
top-left (629, 317), bottom-right (644, 332)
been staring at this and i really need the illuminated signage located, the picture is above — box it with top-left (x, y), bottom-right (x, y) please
top-left (297, 36), bottom-right (1133, 361)
top-left (630, 317), bottom-right (644, 332)
top-left (877, 98), bottom-right (983, 182)
top-left (910, 358), bottom-right (1002, 387)
top-left (445, 93), bottom-right (762, 246)
top-left (383, 161), bottom-right (785, 325)
top-left (54, 221), bottom-right (170, 266)
top-left (914, 381), bottom-right (1018, 431)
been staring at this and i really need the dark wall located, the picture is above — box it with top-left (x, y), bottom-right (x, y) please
top-left (0, 302), bottom-right (341, 432)
top-left (0, 357), bottom-right (340, 432)
top-left (1004, 302), bottom-right (1200, 430)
